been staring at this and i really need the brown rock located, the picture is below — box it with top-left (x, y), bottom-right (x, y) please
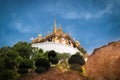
top-left (85, 41), bottom-right (120, 80)
top-left (20, 67), bottom-right (87, 80)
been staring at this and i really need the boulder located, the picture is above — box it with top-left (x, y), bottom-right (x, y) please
top-left (85, 41), bottom-right (120, 80)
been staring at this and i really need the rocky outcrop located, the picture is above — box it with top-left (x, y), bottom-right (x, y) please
top-left (21, 67), bottom-right (87, 80)
top-left (85, 41), bottom-right (120, 80)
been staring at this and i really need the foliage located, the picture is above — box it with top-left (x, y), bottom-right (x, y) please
top-left (13, 42), bottom-right (33, 59)
top-left (57, 53), bottom-right (71, 62)
top-left (0, 69), bottom-right (19, 80)
top-left (35, 67), bottom-right (46, 74)
top-left (17, 59), bottom-right (33, 74)
top-left (47, 50), bottom-right (59, 65)
top-left (47, 50), bottom-right (57, 58)
top-left (0, 47), bottom-right (19, 69)
top-left (70, 64), bottom-right (83, 73)
top-left (38, 48), bottom-right (44, 53)
top-left (0, 42), bottom-right (34, 79)
top-left (0, 46), bottom-right (12, 54)
top-left (3, 57), bottom-right (17, 69)
top-left (48, 57), bottom-right (59, 64)
top-left (75, 52), bottom-right (81, 56)
top-left (32, 48), bottom-right (47, 60)
top-left (15, 56), bottom-right (23, 65)
top-left (18, 69), bottom-right (29, 74)
top-left (68, 54), bottom-right (85, 66)
top-left (0, 46), bottom-right (20, 79)
top-left (57, 63), bottom-right (70, 72)
top-left (0, 41), bottom-right (79, 78)
top-left (18, 59), bottom-right (33, 69)
top-left (80, 48), bottom-right (87, 54)
top-left (35, 58), bottom-right (50, 70)
top-left (56, 53), bottom-right (71, 71)
top-left (0, 58), bottom-right (4, 69)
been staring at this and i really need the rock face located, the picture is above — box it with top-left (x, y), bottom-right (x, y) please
top-left (21, 67), bottom-right (87, 80)
top-left (85, 41), bottom-right (120, 80)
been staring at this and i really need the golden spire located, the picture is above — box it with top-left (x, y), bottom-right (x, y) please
top-left (53, 18), bottom-right (57, 33)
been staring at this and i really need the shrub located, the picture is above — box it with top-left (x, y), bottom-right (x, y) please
top-left (18, 59), bottom-right (33, 69)
top-left (57, 53), bottom-right (71, 62)
top-left (49, 57), bottom-right (59, 64)
top-left (4, 57), bottom-right (17, 69)
top-left (35, 58), bottom-right (50, 70)
top-left (13, 42), bottom-right (33, 59)
top-left (68, 54), bottom-right (85, 66)
top-left (35, 67), bottom-right (46, 74)
top-left (18, 69), bottom-right (29, 74)
top-left (0, 69), bottom-right (19, 80)
top-left (70, 64), bottom-right (83, 73)
top-left (48, 50), bottom-right (57, 58)
top-left (80, 48), bottom-right (86, 54)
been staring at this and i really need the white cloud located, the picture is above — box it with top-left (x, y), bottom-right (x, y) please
top-left (57, 3), bottom-right (113, 20)
top-left (30, 37), bottom-right (34, 40)
top-left (94, 3), bottom-right (113, 18)
top-left (14, 22), bottom-right (40, 33)
top-left (15, 22), bottom-right (31, 33)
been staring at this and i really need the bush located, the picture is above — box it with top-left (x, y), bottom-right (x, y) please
top-left (0, 47), bottom-right (18, 69)
top-left (35, 58), bottom-right (50, 70)
top-left (0, 69), bottom-right (19, 80)
top-left (18, 69), bottom-right (29, 74)
top-left (49, 57), bottom-right (59, 64)
top-left (70, 64), bottom-right (83, 73)
top-left (57, 53), bottom-right (71, 62)
top-left (35, 67), bottom-right (46, 74)
top-left (80, 48), bottom-right (86, 54)
top-left (13, 42), bottom-right (33, 59)
top-left (48, 50), bottom-right (57, 58)
top-left (4, 57), bottom-right (17, 69)
top-left (18, 59), bottom-right (33, 69)
top-left (68, 54), bottom-right (85, 66)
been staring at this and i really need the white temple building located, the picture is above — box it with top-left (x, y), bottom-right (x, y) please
top-left (31, 20), bottom-right (84, 55)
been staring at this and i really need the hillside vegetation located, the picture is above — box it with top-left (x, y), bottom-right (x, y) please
top-left (0, 41), bottom-right (86, 80)
top-left (1, 40), bottom-right (120, 80)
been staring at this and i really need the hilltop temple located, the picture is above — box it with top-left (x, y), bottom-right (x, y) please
top-left (32, 20), bottom-right (83, 54)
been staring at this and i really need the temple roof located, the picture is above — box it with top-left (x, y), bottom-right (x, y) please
top-left (32, 20), bottom-right (82, 51)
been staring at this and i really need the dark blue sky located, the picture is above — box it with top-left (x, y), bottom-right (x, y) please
top-left (0, 0), bottom-right (120, 54)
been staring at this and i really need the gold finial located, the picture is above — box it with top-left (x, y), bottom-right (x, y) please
top-left (53, 18), bottom-right (57, 33)
top-left (58, 26), bottom-right (62, 31)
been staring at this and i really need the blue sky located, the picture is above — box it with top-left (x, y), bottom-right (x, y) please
top-left (0, 0), bottom-right (120, 54)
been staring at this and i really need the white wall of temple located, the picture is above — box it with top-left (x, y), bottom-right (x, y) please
top-left (32, 42), bottom-right (79, 54)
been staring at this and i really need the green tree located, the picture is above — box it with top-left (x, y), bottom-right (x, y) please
top-left (0, 46), bottom-right (20, 79)
top-left (18, 59), bottom-right (33, 69)
top-left (0, 46), bottom-right (12, 54)
top-left (13, 41), bottom-right (33, 59)
top-left (18, 59), bottom-right (33, 74)
top-left (32, 48), bottom-right (46, 60)
top-left (57, 53), bottom-right (71, 70)
top-left (57, 53), bottom-right (71, 62)
top-left (0, 69), bottom-right (19, 80)
top-left (0, 47), bottom-right (19, 69)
